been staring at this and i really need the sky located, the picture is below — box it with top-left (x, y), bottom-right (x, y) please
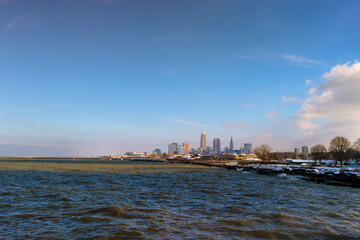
top-left (1, 0), bottom-right (360, 156)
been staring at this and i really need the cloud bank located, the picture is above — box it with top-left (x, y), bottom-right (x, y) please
top-left (296, 61), bottom-right (360, 142)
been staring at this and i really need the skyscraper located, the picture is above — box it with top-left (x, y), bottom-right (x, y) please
top-left (177, 145), bottom-right (186, 154)
top-left (213, 138), bottom-right (221, 154)
top-left (244, 143), bottom-right (252, 154)
top-left (294, 148), bottom-right (300, 157)
top-left (230, 136), bottom-right (234, 153)
top-left (168, 143), bottom-right (178, 154)
top-left (301, 146), bottom-right (309, 155)
top-left (183, 143), bottom-right (190, 154)
top-left (200, 131), bottom-right (206, 151)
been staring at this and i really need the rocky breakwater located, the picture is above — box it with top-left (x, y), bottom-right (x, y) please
top-left (239, 164), bottom-right (360, 188)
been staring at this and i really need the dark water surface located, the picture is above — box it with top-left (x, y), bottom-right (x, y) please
top-left (0, 160), bottom-right (359, 239)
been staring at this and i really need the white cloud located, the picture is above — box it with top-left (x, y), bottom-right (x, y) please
top-left (223, 121), bottom-right (249, 129)
top-left (296, 61), bottom-right (360, 142)
top-left (305, 79), bottom-right (311, 86)
top-left (267, 112), bottom-right (276, 119)
top-left (282, 55), bottom-right (323, 67)
top-left (281, 96), bottom-right (302, 103)
top-left (237, 54), bottom-right (324, 69)
top-left (237, 54), bottom-right (323, 68)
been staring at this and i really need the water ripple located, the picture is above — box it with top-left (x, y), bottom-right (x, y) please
top-left (0, 160), bottom-right (359, 239)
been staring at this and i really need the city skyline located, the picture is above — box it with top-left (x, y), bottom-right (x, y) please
top-left (163, 131), bottom-right (313, 157)
top-left (1, 1), bottom-right (360, 156)
top-left (168, 132), bottom-right (252, 155)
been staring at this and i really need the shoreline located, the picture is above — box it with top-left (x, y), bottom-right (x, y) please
top-left (168, 159), bottom-right (360, 188)
top-left (1, 157), bottom-right (359, 188)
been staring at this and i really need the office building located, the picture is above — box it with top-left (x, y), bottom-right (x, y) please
top-left (124, 152), bottom-right (146, 157)
top-left (168, 143), bottom-right (178, 154)
top-left (230, 136), bottom-right (234, 153)
top-left (183, 143), bottom-right (190, 154)
top-left (200, 131), bottom-right (206, 151)
top-left (177, 145), bottom-right (186, 154)
top-left (213, 138), bottom-right (221, 154)
top-left (244, 143), bottom-right (252, 154)
top-left (205, 146), bottom-right (213, 154)
top-left (301, 146), bottom-right (309, 155)
top-left (294, 148), bottom-right (300, 157)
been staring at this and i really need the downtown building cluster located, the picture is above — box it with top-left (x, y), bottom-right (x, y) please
top-left (107, 132), bottom-right (309, 159)
top-left (167, 131), bottom-right (253, 156)
top-left (294, 146), bottom-right (309, 158)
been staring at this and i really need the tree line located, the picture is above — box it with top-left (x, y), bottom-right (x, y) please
top-left (253, 136), bottom-right (360, 167)
top-left (311, 136), bottom-right (360, 167)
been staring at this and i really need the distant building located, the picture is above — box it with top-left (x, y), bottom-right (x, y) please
top-left (244, 143), bottom-right (252, 154)
top-left (224, 147), bottom-right (230, 153)
top-left (183, 143), bottom-right (190, 154)
top-left (213, 138), bottom-right (221, 154)
top-left (301, 146), bottom-right (309, 155)
top-left (294, 148), bottom-right (300, 157)
top-left (124, 152), bottom-right (146, 157)
top-left (153, 149), bottom-right (161, 156)
top-left (230, 137), bottom-right (234, 153)
top-left (206, 146), bottom-right (213, 154)
top-left (200, 131), bottom-right (206, 151)
top-left (151, 151), bottom-right (159, 157)
top-left (177, 145), bottom-right (186, 154)
top-left (168, 143), bottom-right (178, 154)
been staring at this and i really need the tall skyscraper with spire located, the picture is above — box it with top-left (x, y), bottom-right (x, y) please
top-left (200, 131), bottom-right (206, 151)
top-left (230, 136), bottom-right (234, 153)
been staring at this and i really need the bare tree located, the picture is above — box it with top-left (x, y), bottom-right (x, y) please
top-left (329, 136), bottom-right (351, 167)
top-left (310, 144), bottom-right (327, 164)
top-left (352, 138), bottom-right (360, 165)
top-left (254, 144), bottom-right (272, 161)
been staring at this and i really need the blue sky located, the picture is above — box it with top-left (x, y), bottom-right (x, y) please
top-left (1, 0), bottom-right (360, 156)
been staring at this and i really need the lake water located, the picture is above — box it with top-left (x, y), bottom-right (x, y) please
top-left (0, 160), bottom-right (359, 239)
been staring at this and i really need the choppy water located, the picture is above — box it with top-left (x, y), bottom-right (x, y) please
top-left (0, 160), bottom-right (359, 239)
